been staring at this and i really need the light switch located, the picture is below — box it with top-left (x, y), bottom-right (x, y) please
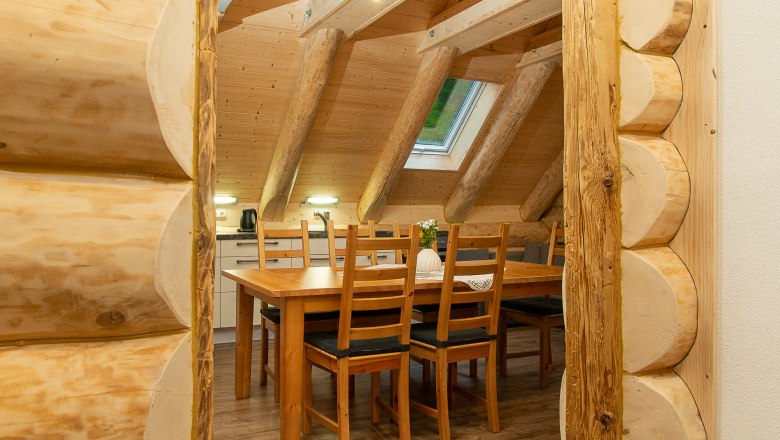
top-left (216, 209), bottom-right (227, 219)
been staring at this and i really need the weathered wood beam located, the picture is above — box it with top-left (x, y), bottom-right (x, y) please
top-left (517, 39), bottom-right (562, 68)
top-left (300, 0), bottom-right (405, 39)
top-left (418, 0), bottom-right (562, 55)
top-left (519, 148), bottom-right (563, 221)
top-left (258, 28), bottom-right (343, 221)
top-left (356, 47), bottom-right (459, 223)
top-left (563, 0), bottom-right (622, 437)
top-left (444, 61), bottom-right (557, 223)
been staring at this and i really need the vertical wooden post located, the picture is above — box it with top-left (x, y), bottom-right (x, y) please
top-left (258, 28), bottom-right (344, 221)
top-left (562, 0), bottom-right (622, 437)
top-left (196, 0), bottom-right (218, 438)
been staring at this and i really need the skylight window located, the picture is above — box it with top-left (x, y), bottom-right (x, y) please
top-left (414, 78), bottom-right (486, 155)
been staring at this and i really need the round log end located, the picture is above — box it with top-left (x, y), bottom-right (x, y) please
top-left (622, 248), bottom-right (697, 373)
top-left (620, 0), bottom-right (693, 54)
top-left (156, 186), bottom-right (194, 328)
top-left (621, 135), bottom-right (690, 248)
top-left (624, 372), bottom-right (706, 439)
top-left (619, 47), bottom-right (683, 132)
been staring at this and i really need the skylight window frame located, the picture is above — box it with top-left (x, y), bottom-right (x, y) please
top-left (413, 80), bottom-right (487, 156)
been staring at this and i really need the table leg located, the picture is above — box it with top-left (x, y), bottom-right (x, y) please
top-left (235, 284), bottom-right (255, 399)
top-left (280, 297), bottom-right (305, 439)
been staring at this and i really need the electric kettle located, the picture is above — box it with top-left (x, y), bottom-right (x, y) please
top-left (238, 208), bottom-right (257, 232)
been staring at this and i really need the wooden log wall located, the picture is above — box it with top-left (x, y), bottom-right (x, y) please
top-left (0, 0), bottom-right (216, 437)
top-left (562, 0), bottom-right (715, 437)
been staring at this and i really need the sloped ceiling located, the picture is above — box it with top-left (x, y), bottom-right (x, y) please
top-left (215, 0), bottom-right (563, 207)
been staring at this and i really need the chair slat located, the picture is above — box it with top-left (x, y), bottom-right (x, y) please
top-left (261, 229), bottom-right (304, 238)
top-left (350, 323), bottom-right (403, 340)
top-left (264, 249), bottom-right (306, 259)
top-left (454, 261), bottom-right (498, 276)
top-left (352, 295), bottom-right (406, 311)
top-left (451, 290), bottom-right (493, 304)
top-left (356, 237), bottom-right (411, 251)
top-left (354, 267), bottom-right (410, 282)
top-left (457, 235), bottom-right (501, 249)
top-left (448, 315), bottom-right (491, 331)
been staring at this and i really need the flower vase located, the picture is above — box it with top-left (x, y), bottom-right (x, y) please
top-left (417, 247), bottom-right (441, 274)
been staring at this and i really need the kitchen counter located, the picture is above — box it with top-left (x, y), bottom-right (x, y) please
top-left (216, 230), bottom-right (396, 240)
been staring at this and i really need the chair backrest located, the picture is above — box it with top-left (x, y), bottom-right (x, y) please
top-left (375, 220), bottom-right (411, 262)
top-left (337, 224), bottom-right (420, 354)
top-left (546, 220), bottom-right (565, 266)
top-left (327, 220), bottom-right (376, 267)
top-left (436, 223), bottom-right (510, 342)
top-left (257, 220), bottom-right (311, 269)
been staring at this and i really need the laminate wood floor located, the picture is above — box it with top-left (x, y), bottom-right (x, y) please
top-left (213, 326), bottom-right (564, 439)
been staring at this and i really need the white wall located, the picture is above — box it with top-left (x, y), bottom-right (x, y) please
top-left (718, 0), bottom-right (780, 437)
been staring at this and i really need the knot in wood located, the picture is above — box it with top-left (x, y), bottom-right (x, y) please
top-left (0, 141), bottom-right (7, 149)
top-left (96, 309), bottom-right (126, 328)
top-left (603, 172), bottom-right (614, 188)
top-left (599, 413), bottom-right (613, 429)
top-left (305, 8), bottom-right (312, 17)
top-left (429, 30), bottom-right (435, 37)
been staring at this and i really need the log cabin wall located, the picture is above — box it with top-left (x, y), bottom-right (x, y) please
top-left (215, 0), bottom-right (564, 237)
top-left (0, 0), bottom-right (216, 437)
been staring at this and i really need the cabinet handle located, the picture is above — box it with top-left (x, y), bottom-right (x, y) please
top-left (264, 240), bottom-right (279, 245)
top-left (311, 257), bottom-right (330, 261)
top-left (236, 259), bottom-right (259, 264)
top-left (236, 241), bottom-right (257, 246)
top-left (337, 256), bottom-right (344, 261)
top-left (378, 255), bottom-right (388, 260)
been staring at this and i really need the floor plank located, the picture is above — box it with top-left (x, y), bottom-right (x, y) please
top-left (214, 326), bottom-right (564, 439)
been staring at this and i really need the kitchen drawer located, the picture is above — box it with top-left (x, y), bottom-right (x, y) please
top-left (221, 238), bottom-right (291, 257)
top-left (219, 256), bottom-right (291, 293)
top-left (310, 255), bottom-right (331, 267)
top-left (377, 251), bottom-right (395, 264)
top-left (219, 291), bottom-right (262, 328)
top-left (333, 255), bottom-right (372, 267)
top-left (309, 238), bottom-right (329, 255)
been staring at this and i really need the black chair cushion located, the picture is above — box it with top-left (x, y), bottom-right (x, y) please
top-left (413, 303), bottom-right (477, 313)
top-left (410, 322), bottom-right (494, 348)
top-left (304, 331), bottom-right (408, 358)
top-left (501, 297), bottom-right (563, 316)
top-left (260, 308), bottom-right (339, 324)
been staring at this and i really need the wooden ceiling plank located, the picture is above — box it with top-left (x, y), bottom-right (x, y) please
top-left (418, 0), bottom-right (562, 55)
top-left (356, 46), bottom-right (459, 223)
top-left (517, 38), bottom-right (562, 68)
top-left (518, 147), bottom-right (563, 221)
top-left (300, 0), bottom-right (407, 39)
top-left (257, 28), bottom-right (344, 221)
top-left (444, 60), bottom-right (557, 222)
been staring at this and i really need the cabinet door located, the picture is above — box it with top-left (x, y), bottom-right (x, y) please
top-left (219, 292), bottom-right (266, 328)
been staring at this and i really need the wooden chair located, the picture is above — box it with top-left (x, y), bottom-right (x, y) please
top-left (327, 220), bottom-right (377, 267)
top-left (257, 220), bottom-right (339, 402)
top-left (374, 220), bottom-right (410, 264)
top-left (409, 223), bottom-right (509, 439)
top-left (498, 220), bottom-right (565, 389)
top-left (302, 224), bottom-right (419, 439)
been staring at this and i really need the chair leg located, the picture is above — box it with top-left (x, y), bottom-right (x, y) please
top-left (397, 353), bottom-right (411, 440)
top-left (498, 311), bottom-right (508, 377)
top-left (422, 359), bottom-right (431, 385)
top-left (273, 322), bottom-right (281, 402)
top-left (469, 359), bottom-right (478, 377)
top-left (540, 322), bottom-right (551, 390)
top-left (371, 372), bottom-right (381, 424)
top-left (435, 350), bottom-right (450, 440)
top-left (337, 358), bottom-right (350, 439)
top-left (260, 317), bottom-right (269, 385)
top-left (448, 363), bottom-right (457, 410)
top-left (303, 355), bottom-right (313, 435)
top-left (486, 342), bottom-right (500, 433)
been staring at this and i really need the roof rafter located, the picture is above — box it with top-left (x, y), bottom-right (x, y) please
top-left (300, 0), bottom-right (406, 39)
top-left (418, 0), bottom-right (562, 55)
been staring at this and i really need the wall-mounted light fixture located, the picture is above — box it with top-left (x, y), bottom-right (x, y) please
top-left (303, 196), bottom-right (339, 205)
top-left (214, 195), bottom-right (237, 205)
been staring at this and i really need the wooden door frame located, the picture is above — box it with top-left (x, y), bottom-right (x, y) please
top-left (562, 0), bottom-right (717, 438)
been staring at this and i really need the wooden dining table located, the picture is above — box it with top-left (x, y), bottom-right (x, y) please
top-left (222, 260), bottom-right (562, 439)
